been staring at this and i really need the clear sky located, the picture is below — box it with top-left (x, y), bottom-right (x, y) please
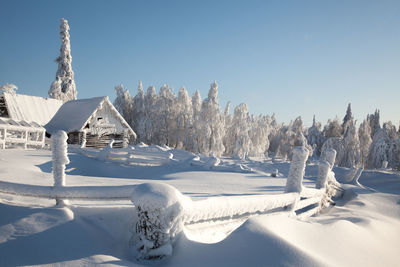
top-left (1, 0), bottom-right (399, 126)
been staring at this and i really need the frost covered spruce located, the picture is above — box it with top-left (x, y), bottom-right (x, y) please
top-left (51, 130), bottom-right (70, 206)
top-left (49, 18), bottom-right (77, 102)
top-left (131, 183), bottom-right (189, 260)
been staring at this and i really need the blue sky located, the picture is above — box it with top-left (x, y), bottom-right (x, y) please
top-left (1, 0), bottom-right (399, 126)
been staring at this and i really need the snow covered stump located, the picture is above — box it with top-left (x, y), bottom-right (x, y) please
top-left (131, 183), bottom-right (188, 260)
top-left (51, 130), bottom-right (70, 206)
top-left (285, 146), bottom-right (309, 193)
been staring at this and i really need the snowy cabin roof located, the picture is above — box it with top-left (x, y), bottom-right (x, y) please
top-left (2, 92), bottom-right (63, 125)
top-left (45, 96), bottom-right (136, 138)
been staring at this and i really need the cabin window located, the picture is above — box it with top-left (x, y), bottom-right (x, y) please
top-left (85, 123), bottom-right (89, 129)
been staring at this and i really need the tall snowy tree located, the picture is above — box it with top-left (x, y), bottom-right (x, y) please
top-left (132, 81), bottom-right (146, 142)
top-left (144, 86), bottom-right (157, 144)
top-left (188, 90), bottom-right (203, 153)
top-left (49, 18), bottom-right (77, 102)
top-left (114, 84), bottom-right (133, 126)
top-left (199, 81), bottom-right (225, 156)
top-left (367, 110), bottom-right (381, 138)
top-left (176, 87), bottom-right (193, 149)
top-left (358, 119), bottom-right (372, 167)
top-left (337, 119), bottom-right (361, 168)
top-left (154, 84), bottom-right (177, 146)
top-left (306, 115), bottom-right (324, 157)
top-left (342, 103), bottom-right (353, 134)
top-left (230, 103), bottom-right (251, 159)
top-left (249, 115), bottom-right (271, 157)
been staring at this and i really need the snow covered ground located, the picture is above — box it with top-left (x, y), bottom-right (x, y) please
top-left (0, 147), bottom-right (399, 266)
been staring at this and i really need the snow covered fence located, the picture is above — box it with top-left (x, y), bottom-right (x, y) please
top-left (129, 147), bottom-right (344, 259)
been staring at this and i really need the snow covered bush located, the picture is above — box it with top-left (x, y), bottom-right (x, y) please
top-left (131, 183), bottom-right (189, 260)
top-left (49, 18), bottom-right (77, 102)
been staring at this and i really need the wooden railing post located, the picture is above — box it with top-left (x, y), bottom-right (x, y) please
top-left (285, 146), bottom-right (309, 193)
top-left (51, 130), bottom-right (70, 206)
top-left (324, 148), bottom-right (337, 169)
top-left (316, 160), bottom-right (330, 189)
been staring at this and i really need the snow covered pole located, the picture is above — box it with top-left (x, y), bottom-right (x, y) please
top-left (324, 148), bottom-right (337, 169)
top-left (316, 160), bottom-right (330, 189)
top-left (131, 183), bottom-right (188, 260)
top-left (51, 130), bottom-right (70, 206)
top-left (285, 146), bottom-right (309, 193)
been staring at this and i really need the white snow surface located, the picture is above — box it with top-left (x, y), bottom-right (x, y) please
top-left (3, 92), bottom-right (63, 125)
top-left (0, 148), bottom-right (399, 266)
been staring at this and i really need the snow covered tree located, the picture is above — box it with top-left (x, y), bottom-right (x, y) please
top-left (358, 119), bottom-right (372, 167)
top-left (144, 86), bottom-right (158, 144)
top-left (0, 83), bottom-right (18, 95)
top-left (342, 103), bottom-right (353, 134)
top-left (231, 103), bottom-right (251, 159)
top-left (249, 115), bottom-right (271, 157)
top-left (132, 81), bottom-right (146, 143)
top-left (176, 87), bottom-right (193, 149)
top-left (49, 18), bottom-right (77, 102)
top-left (276, 117), bottom-right (311, 160)
top-left (154, 84), bottom-right (177, 146)
top-left (114, 84), bottom-right (133, 126)
top-left (323, 117), bottom-right (342, 138)
top-left (199, 81), bottom-right (225, 156)
top-left (188, 90), bottom-right (202, 153)
top-left (367, 127), bottom-right (389, 169)
top-left (367, 110), bottom-right (381, 138)
top-left (337, 120), bottom-right (361, 168)
top-left (306, 115), bottom-right (324, 157)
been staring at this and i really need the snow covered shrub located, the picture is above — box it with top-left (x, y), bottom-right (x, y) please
top-left (131, 183), bottom-right (189, 260)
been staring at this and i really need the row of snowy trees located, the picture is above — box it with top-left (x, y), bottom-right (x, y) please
top-left (114, 82), bottom-right (400, 170)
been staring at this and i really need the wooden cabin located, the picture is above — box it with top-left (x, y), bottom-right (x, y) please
top-left (0, 92), bottom-right (63, 125)
top-left (45, 96), bottom-right (136, 148)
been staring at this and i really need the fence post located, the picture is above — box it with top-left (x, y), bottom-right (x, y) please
top-left (316, 160), bottom-right (330, 189)
top-left (285, 146), bottom-right (309, 193)
top-left (131, 183), bottom-right (186, 260)
top-left (51, 130), bottom-right (70, 206)
top-left (324, 148), bottom-right (337, 169)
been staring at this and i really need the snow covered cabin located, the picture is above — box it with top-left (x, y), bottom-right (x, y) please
top-left (0, 92), bottom-right (63, 125)
top-left (45, 96), bottom-right (136, 148)
top-left (0, 92), bottom-right (63, 149)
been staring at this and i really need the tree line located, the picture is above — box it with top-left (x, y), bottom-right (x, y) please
top-left (114, 81), bottom-right (400, 170)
